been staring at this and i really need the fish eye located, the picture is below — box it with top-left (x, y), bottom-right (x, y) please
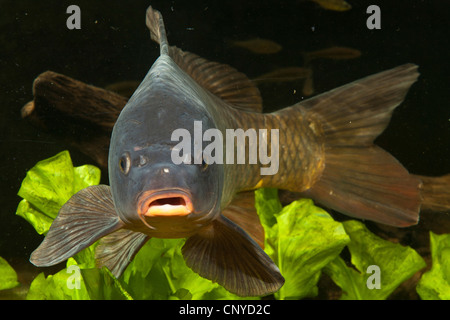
top-left (119, 153), bottom-right (131, 175)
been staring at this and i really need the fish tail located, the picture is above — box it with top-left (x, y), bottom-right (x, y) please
top-left (300, 64), bottom-right (422, 227)
top-left (415, 174), bottom-right (450, 213)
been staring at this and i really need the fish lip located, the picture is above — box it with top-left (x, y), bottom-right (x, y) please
top-left (137, 189), bottom-right (194, 218)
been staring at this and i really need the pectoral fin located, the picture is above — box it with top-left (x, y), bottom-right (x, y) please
top-left (182, 215), bottom-right (284, 297)
top-left (221, 191), bottom-right (265, 248)
top-left (95, 229), bottom-right (150, 278)
top-left (30, 185), bottom-right (124, 267)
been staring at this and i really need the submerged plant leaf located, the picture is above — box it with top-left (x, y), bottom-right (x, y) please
top-left (26, 257), bottom-right (132, 300)
top-left (254, 188), bottom-right (281, 229)
top-left (416, 232), bottom-right (450, 300)
top-left (16, 150), bottom-right (101, 235)
top-left (17, 152), bottom-right (433, 300)
top-left (26, 263), bottom-right (90, 300)
top-left (324, 220), bottom-right (426, 300)
top-left (15, 151), bottom-right (102, 299)
top-left (15, 199), bottom-right (53, 235)
top-left (121, 238), bottom-right (245, 300)
top-left (255, 189), bottom-right (350, 300)
top-left (17, 150), bottom-right (75, 218)
top-left (81, 267), bottom-right (132, 300)
top-left (0, 257), bottom-right (20, 290)
top-left (120, 238), bottom-right (180, 300)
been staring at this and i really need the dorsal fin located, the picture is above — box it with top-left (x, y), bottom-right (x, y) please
top-left (169, 47), bottom-right (263, 112)
top-left (145, 6), bottom-right (263, 113)
top-left (145, 6), bottom-right (169, 55)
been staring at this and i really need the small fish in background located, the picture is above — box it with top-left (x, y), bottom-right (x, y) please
top-left (231, 38), bottom-right (283, 54)
top-left (310, 0), bottom-right (352, 11)
top-left (302, 73), bottom-right (314, 96)
top-left (300, 46), bottom-right (361, 96)
top-left (253, 66), bottom-right (315, 97)
top-left (305, 46), bottom-right (361, 61)
top-left (30, 6), bottom-right (450, 297)
top-left (252, 67), bottom-right (312, 83)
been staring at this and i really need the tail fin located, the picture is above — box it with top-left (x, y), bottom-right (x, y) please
top-left (300, 64), bottom-right (422, 227)
top-left (415, 174), bottom-right (450, 213)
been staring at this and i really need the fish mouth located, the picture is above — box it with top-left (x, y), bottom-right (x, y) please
top-left (137, 190), bottom-right (194, 217)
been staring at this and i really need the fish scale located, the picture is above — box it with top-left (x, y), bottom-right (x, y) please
top-left (220, 105), bottom-right (325, 205)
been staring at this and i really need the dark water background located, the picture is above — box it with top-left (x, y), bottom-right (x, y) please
top-left (0, 0), bottom-right (449, 295)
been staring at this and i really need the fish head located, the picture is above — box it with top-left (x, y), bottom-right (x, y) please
top-left (108, 56), bottom-right (223, 236)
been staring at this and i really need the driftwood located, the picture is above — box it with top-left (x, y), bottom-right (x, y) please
top-left (22, 71), bottom-right (128, 168)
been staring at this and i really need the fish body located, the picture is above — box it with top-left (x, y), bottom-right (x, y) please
top-left (31, 7), bottom-right (433, 296)
top-left (305, 46), bottom-right (361, 61)
top-left (253, 67), bottom-right (312, 83)
top-left (108, 54), bottom-right (223, 238)
top-left (310, 0), bottom-right (352, 12)
top-left (231, 38), bottom-right (282, 54)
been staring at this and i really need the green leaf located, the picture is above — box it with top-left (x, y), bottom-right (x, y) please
top-left (324, 220), bottom-right (426, 300)
top-left (15, 199), bottom-right (53, 235)
top-left (73, 164), bottom-right (102, 193)
top-left (0, 257), bottom-right (20, 290)
top-left (19, 152), bottom-right (432, 301)
top-left (26, 258), bottom-right (131, 300)
top-left (121, 238), bottom-right (179, 300)
top-left (255, 189), bottom-right (350, 300)
top-left (81, 267), bottom-right (132, 300)
top-left (325, 256), bottom-right (366, 299)
top-left (17, 150), bottom-right (77, 219)
top-left (120, 238), bottom-right (245, 300)
top-left (16, 150), bottom-right (101, 235)
top-left (416, 232), bottom-right (450, 299)
top-left (26, 264), bottom-right (90, 300)
top-left (254, 188), bottom-right (281, 229)
top-left (15, 151), bottom-right (102, 299)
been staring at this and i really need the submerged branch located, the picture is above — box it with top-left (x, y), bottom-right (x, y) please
top-left (22, 71), bottom-right (127, 168)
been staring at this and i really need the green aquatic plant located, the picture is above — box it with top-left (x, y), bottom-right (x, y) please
top-left (324, 220), bottom-right (426, 299)
top-left (0, 257), bottom-right (19, 291)
top-left (16, 150), bottom-right (101, 235)
top-left (10, 151), bottom-right (436, 299)
top-left (416, 232), bottom-right (450, 299)
top-left (255, 188), bottom-right (350, 299)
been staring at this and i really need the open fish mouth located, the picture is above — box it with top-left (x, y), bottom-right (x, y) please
top-left (138, 190), bottom-right (194, 217)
